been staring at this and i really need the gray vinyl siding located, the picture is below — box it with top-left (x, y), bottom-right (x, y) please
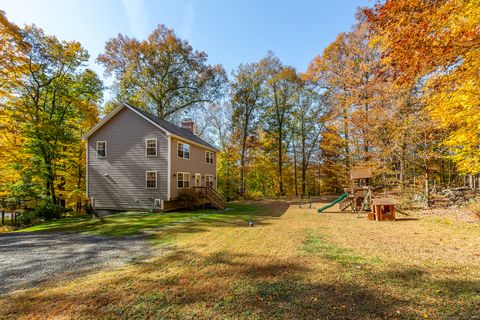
top-left (87, 107), bottom-right (168, 210)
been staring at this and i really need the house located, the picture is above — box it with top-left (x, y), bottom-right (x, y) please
top-left (83, 102), bottom-right (224, 213)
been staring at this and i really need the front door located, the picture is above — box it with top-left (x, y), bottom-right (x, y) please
top-left (195, 173), bottom-right (202, 187)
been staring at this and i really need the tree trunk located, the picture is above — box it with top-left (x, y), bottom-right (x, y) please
top-left (399, 160), bottom-right (405, 191)
top-left (45, 170), bottom-right (57, 205)
top-left (301, 134), bottom-right (307, 196)
top-left (292, 136), bottom-right (298, 197)
top-left (363, 102), bottom-right (370, 161)
top-left (239, 131), bottom-right (247, 198)
top-left (424, 160), bottom-right (430, 208)
top-left (447, 159), bottom-right (452, 188)
top-left (317, 165), bottom-right (322, 196)
top-left (301, 165), bottom-right (307, 196)
top-left (226, 159), bottom-right (231, 201)
top-left (41, 145), bottom-right (57, 204)
top-left (75, 149), bottom-right (84, 212)
top-left (343, 104), bottom-right (350, 170)
top-left (400, 143), bottom-right (406, 190)
top-left (278, 128), bottom-right (283, 195)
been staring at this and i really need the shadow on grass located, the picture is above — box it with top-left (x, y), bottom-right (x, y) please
top-left (0, 202), bottom-right (289, 293)
top-left (3, 201), bottom-right (477, 318)
top-left (3, 242), bottom-right (479, 319)
top-left (0, 249), bottom-right (402, 319)
top-left (395, 218), bottom-right (419, 221)
top-left (12, 202), bottom-right (291, 237)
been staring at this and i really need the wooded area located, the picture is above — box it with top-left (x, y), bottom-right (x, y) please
top-left (1, 0), bottom-right (479, 214)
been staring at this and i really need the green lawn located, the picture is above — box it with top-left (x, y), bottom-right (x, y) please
top-left (4, 201), bottom-right (478, 319)
top-left (18, 203), bottom-right (258, 237)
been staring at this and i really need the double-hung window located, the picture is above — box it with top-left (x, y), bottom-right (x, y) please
top-left (177, 172), bottom-right (190, 188)
top-left (146, 171), bottom-right (157, 189)
top-left (146, 139), bottom-right (157, 156)
top-left (205, 151), bottom-right (214, 164)
top-left (205, 174), bottom-right (214, 188)
top-left (96, 141), bottom-right (107, 158)
top-left (177, 142), bottom-right (190, 159)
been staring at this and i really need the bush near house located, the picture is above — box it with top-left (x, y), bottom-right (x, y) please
top-left (14, 203), bottom-right (73, 227)
top-left (33, 203), bottom-right (71, 220)
top-left (177, 189), bottom-right (201, 210)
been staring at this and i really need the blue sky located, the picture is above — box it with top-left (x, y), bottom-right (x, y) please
top-left (1, 0), bottom-right (371, 88)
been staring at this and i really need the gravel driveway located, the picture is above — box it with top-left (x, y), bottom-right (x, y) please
top-left (0, 231), bottom-right (154, 294)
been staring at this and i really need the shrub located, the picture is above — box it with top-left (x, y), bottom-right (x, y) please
top-left (85, 202), bottom-right (95, 216)
top-left (245, 190), bottom-right (265, 201)
top-left (17, 210), bottom-right (38, 226)
top-left (177, 188), bottom-right (200, 210)
top-left (33, 203), bottom-right (71, 220)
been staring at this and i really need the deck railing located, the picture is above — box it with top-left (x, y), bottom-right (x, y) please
top-left (192, 186), bottom-right (225, 209)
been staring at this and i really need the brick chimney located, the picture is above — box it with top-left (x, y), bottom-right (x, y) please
top-left (181, 118), bottom-right (195, 134)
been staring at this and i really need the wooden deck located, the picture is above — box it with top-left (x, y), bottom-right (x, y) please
top-left (163, 186), bottom-right (225, 211)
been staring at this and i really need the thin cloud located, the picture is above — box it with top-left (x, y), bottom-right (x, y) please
top-left (181, 0), bottom-right (194, 43)
top-left (122, 0), bottom-right (148, 38)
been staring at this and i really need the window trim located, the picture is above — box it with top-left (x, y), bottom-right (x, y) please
top-left (177, 171), bottom-right (190, 189)
top-left (177, 141), bottom-right (190, 160)
top-left (205, 151), bottom-right (214, 165)
top-left (96, 141), bottom-right (107, 158)
top-left (205, 174), bottom-right (214, 188)
top-left (146, 171), bottom-right (157, 189)
top-left (145, 138), bottom-right (158, 157)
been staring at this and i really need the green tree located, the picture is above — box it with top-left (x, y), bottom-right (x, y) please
top-left (8, 26), bottom-right (103, 204)
top-left (230, 61), bottom-right (266, 198)
top-left (260, 53), bottom-right (299, 195)
top-left (291, 82), bottom-right (325, 195)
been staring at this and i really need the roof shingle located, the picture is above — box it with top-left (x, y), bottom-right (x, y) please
top-left (126, 103), bottom-right (217, 150)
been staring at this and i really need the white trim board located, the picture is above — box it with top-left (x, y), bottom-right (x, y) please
top-left (85, 138), bottom-right (89, 197)
top-left (167, 135), bottom-right (171, 200)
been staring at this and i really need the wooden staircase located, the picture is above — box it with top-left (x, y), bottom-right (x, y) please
top-left (193, 186), bottom-right (226, 210)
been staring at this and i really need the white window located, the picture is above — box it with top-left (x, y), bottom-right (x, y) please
top-left (177, 142), bottom-right (190, 159)
top-left (177, 172), bottom-right (190, 188)
top-left (146, 139), bottom-right (157, 156)
top-left (146, 171), bottom-right (157, 189)
top-left (206, 174), bottom-right (214, 188)
top-left (205, 151), bottom-right (214, 164)
top-left (96, 141), bottom-right (107, 158)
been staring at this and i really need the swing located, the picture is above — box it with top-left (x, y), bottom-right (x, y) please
top-left (298, 193), bottom-right (312, 209)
